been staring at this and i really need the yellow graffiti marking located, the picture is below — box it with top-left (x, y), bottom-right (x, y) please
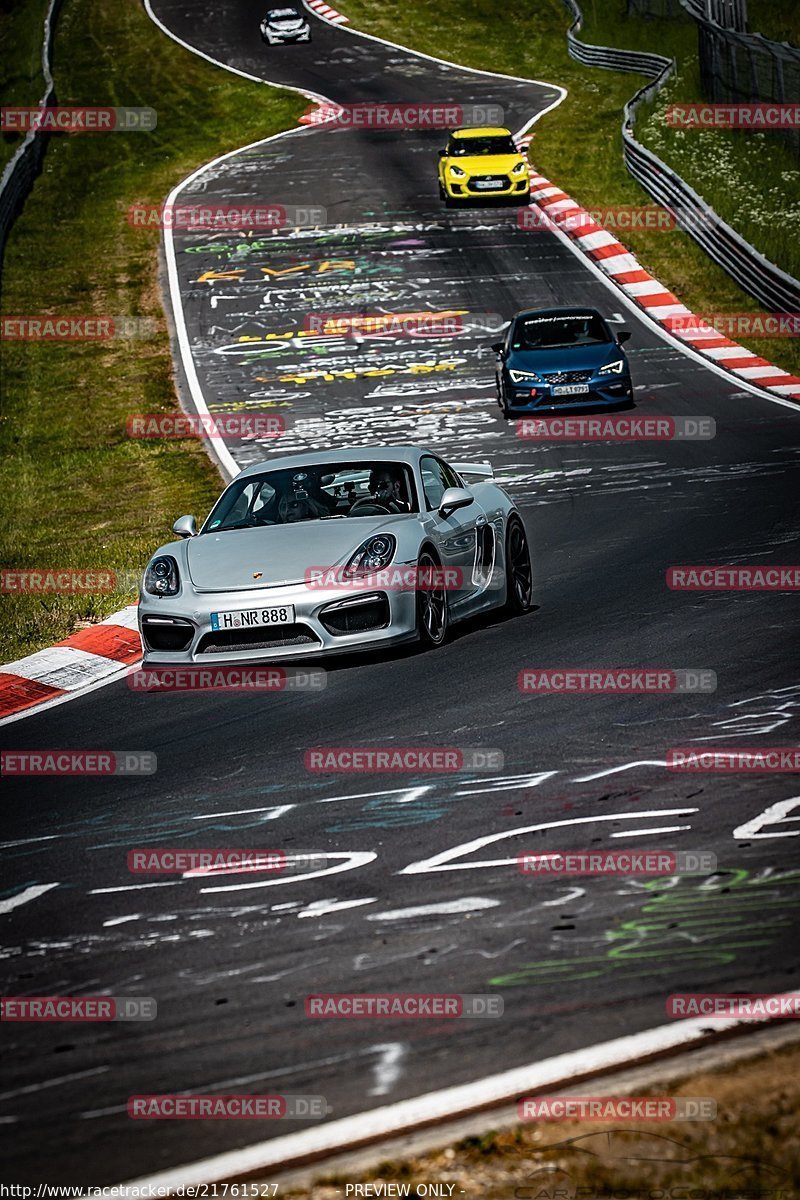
top-left (196, 269), bottom-right (246, 283)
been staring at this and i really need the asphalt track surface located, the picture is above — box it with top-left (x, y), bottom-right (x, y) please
top-left (2, 0), bottom-right (800, 1185)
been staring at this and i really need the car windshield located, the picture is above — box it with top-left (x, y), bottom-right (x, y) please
top-left (204, 461), bottom-right (418, 532)
top-left (512, 312), bottom-right (611, 350)
top-left (269, 8), bottom-right (299, 17)
top-left (448, 136), bottom-right (517, 156)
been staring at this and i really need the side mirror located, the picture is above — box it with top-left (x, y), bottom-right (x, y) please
top-left (172, 514), bottom-right (197, 538)
top-left (438, 487), bottom-right (474, 519)
top-left (491, 341), bottom-right (505, 355)
top-left (438, 148), bottom-right (447, 157)
top-left (616, 330), bottom-right (631, 344)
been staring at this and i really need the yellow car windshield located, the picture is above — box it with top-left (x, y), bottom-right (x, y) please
top-left (448, 136), bottom-right (517, 156)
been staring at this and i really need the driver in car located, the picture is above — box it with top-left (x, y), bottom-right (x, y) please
top-left (368, 467), bottom-right (410, 513)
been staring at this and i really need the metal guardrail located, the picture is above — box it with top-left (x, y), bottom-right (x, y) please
top-left (682, 0), bottom-right (800, 155)
top-left (560, 0), bottom-right (800, 312)
top-left (682, 0), bottom-right (748, 33)
top-left (0, 0), bottom-right (64, 280)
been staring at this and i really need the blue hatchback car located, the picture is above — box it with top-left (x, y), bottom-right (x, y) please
top-left (493, 306), bottom-right (633, 418)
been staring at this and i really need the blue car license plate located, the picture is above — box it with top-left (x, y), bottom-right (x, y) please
top-left (552, 384), bottom-right (590, 396)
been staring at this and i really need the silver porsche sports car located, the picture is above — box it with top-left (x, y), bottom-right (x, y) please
top-left (138, 446), bottom-right (532, 665)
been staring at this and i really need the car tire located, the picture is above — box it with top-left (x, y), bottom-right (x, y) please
top-left (497, 383), bottom-right (510, 420)
top-left (416, 549), bottom-right (449, 648)
top-left (502, 515), bottom-right (533, 615)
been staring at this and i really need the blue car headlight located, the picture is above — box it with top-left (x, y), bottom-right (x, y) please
top-left (509, 368), bottom-right (543, 384)
top-left (598, 358), bottom-right (626, 376)
top-left (144, 555), bottom-right (180, 596)
top-left (343, 534), bottom-right (396, 579)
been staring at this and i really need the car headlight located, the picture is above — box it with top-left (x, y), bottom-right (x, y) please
top-left (509, 368), bottom-right (543, 383)
top-left (449, 164), bottom-right (466, 178)
top-left (598, 358), bottom-right (626, 375)
top-left (144, 555), bottom-right (180, 596)
top-left (512, 162), bottom-right (527, 175)
top-left (342, 534), bottom-right (396, 579)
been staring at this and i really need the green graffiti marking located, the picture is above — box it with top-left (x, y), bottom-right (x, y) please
top-left (183, 228), bottom-right (417, 257)
top-left (489, 868), bottom-right (800, 987)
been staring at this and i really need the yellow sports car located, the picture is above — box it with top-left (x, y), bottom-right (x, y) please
top-left (437, 126), bottom-right (530, 205)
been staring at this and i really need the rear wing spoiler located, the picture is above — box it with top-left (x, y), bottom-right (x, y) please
top-left (452, 461), bottom-right (494, 482)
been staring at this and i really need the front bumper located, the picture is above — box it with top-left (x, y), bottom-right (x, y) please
top-left (502, 373), bottom-right (633, 413)
top-left (262, 26), bottom-right (310, 41)
top-left (443, 174), bottom-right (530, 201)
top-left (138, 578), bottom-right (419, 666)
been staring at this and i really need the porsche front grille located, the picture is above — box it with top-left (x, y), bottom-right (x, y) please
top-left (197, 625), bottom-right (321, 654)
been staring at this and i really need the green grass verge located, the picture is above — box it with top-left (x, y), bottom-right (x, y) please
top-left (577, 3), bottom-right (800, 281)
top-left (747, 0), bottom-right (800, 44)
top-left (336, 0), bottom-right (800, 378)
top-left (0, 0), bottom-right (51, 171)
top-left (0, 0), bottom-right (306, 662)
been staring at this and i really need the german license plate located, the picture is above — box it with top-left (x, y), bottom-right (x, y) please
top-left (210, 605), bottom-right (295, 631)
top-left (552, 384), bottom-right (590, 395)
top-left (475, 179), bottom-right (503, 190)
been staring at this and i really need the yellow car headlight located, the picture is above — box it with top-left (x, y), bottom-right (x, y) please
top-left (512, 161), bottom-right (527, 175)
top-left (449, 164), bottom-right (466, 178)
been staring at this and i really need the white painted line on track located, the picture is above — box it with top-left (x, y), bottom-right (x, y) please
top-left (366, 897), bottom-right (500, 919)
top-left (400, 809), bottom-right (698, 873)
top-left (573, 760), bottom-right (668, 782)
top-left (0, 882), bottom-right (59, 914)
top-left (609, 824), bottom-right (692, 838)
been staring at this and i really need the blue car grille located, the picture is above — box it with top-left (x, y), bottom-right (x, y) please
top-left (543, 369), bottom-right (593, 385)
